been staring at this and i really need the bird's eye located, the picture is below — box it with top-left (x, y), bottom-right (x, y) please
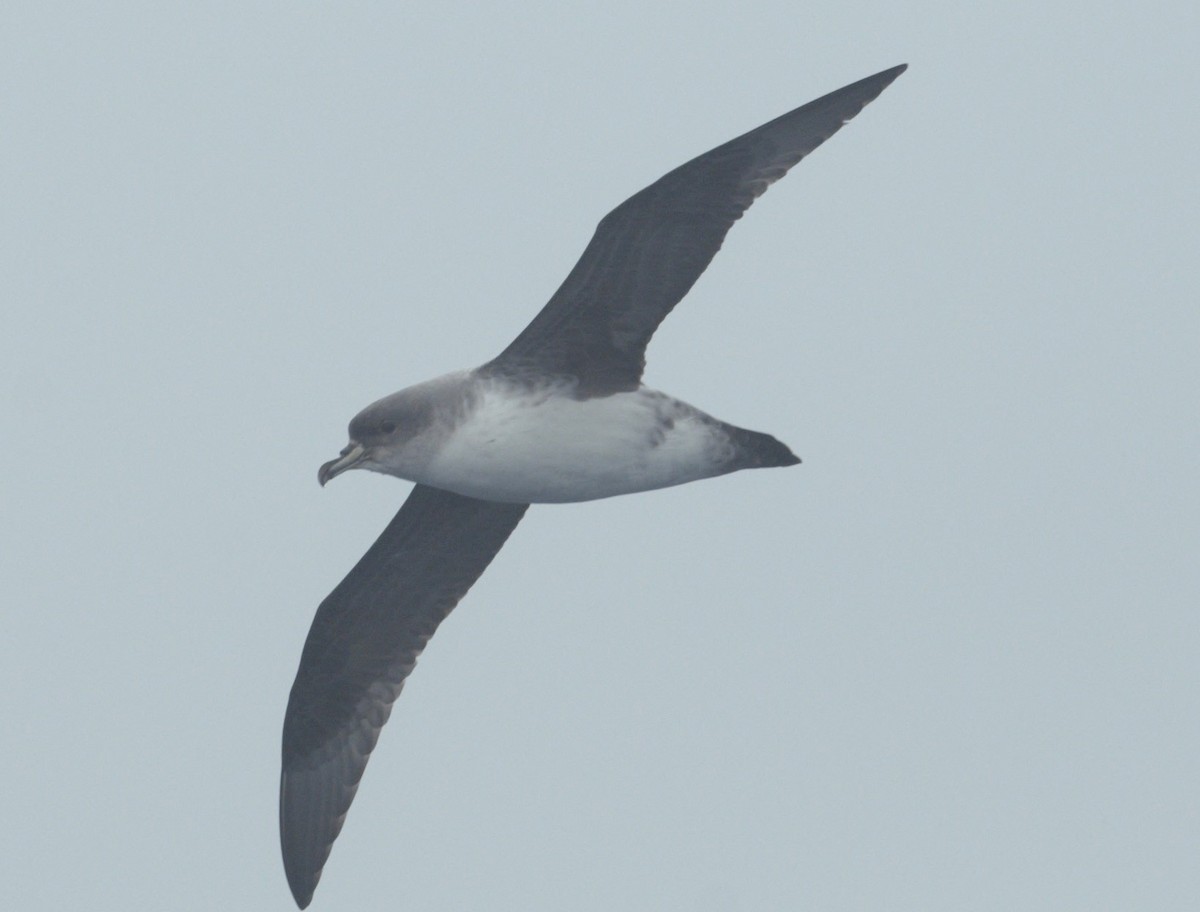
top-left (380, 420), bottom-right (397, 434)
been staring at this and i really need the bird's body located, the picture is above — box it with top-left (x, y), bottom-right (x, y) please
top-left (282, 64), bottom-right (907, 908)
top-left (333, 370), bottom-right (797, 503)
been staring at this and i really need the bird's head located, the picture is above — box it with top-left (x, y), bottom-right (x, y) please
top-left (317, 396), bottom-right (411, 486)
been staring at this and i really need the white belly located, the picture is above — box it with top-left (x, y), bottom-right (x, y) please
top-left (417, 384), bottom-right (736, 503)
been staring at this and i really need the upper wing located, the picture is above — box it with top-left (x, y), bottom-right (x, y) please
top-left (485, 64), bottom-right (906, 396)
top-left (280, 485), bottom-right (528, 908)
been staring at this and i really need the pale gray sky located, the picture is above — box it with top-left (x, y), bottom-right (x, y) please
top-left (3, 3), bottom-right (1197, 910)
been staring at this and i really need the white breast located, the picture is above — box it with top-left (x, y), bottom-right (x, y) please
top-left (417, 381), bottom-right (737, 503)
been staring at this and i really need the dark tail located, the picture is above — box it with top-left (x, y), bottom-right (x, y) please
top-left (725, 425), bottom-right (801, 469)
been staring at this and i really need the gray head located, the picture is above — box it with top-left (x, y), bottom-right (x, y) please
top-left (317, 372), bottom-right (471, 486)
top-left (318, 391), bottom-right (435, 486)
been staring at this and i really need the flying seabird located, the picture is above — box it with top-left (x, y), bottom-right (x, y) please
top-left (281, 63), bottom-right (906, 907)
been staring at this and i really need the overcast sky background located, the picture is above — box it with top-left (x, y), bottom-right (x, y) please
top-left (3, 3), bottom-right (1198, 910)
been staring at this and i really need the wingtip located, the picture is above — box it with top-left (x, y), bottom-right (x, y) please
top-left (284, 860), bottom-right (317, 909)
top-left (821, 63), bottom-right (907, 114)
top-left (285, 862), bottom-right (317, 909)
top-left (280, 768), bottom-right (322, 909)
top-left (873, 63), bottom-right (908, 86)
